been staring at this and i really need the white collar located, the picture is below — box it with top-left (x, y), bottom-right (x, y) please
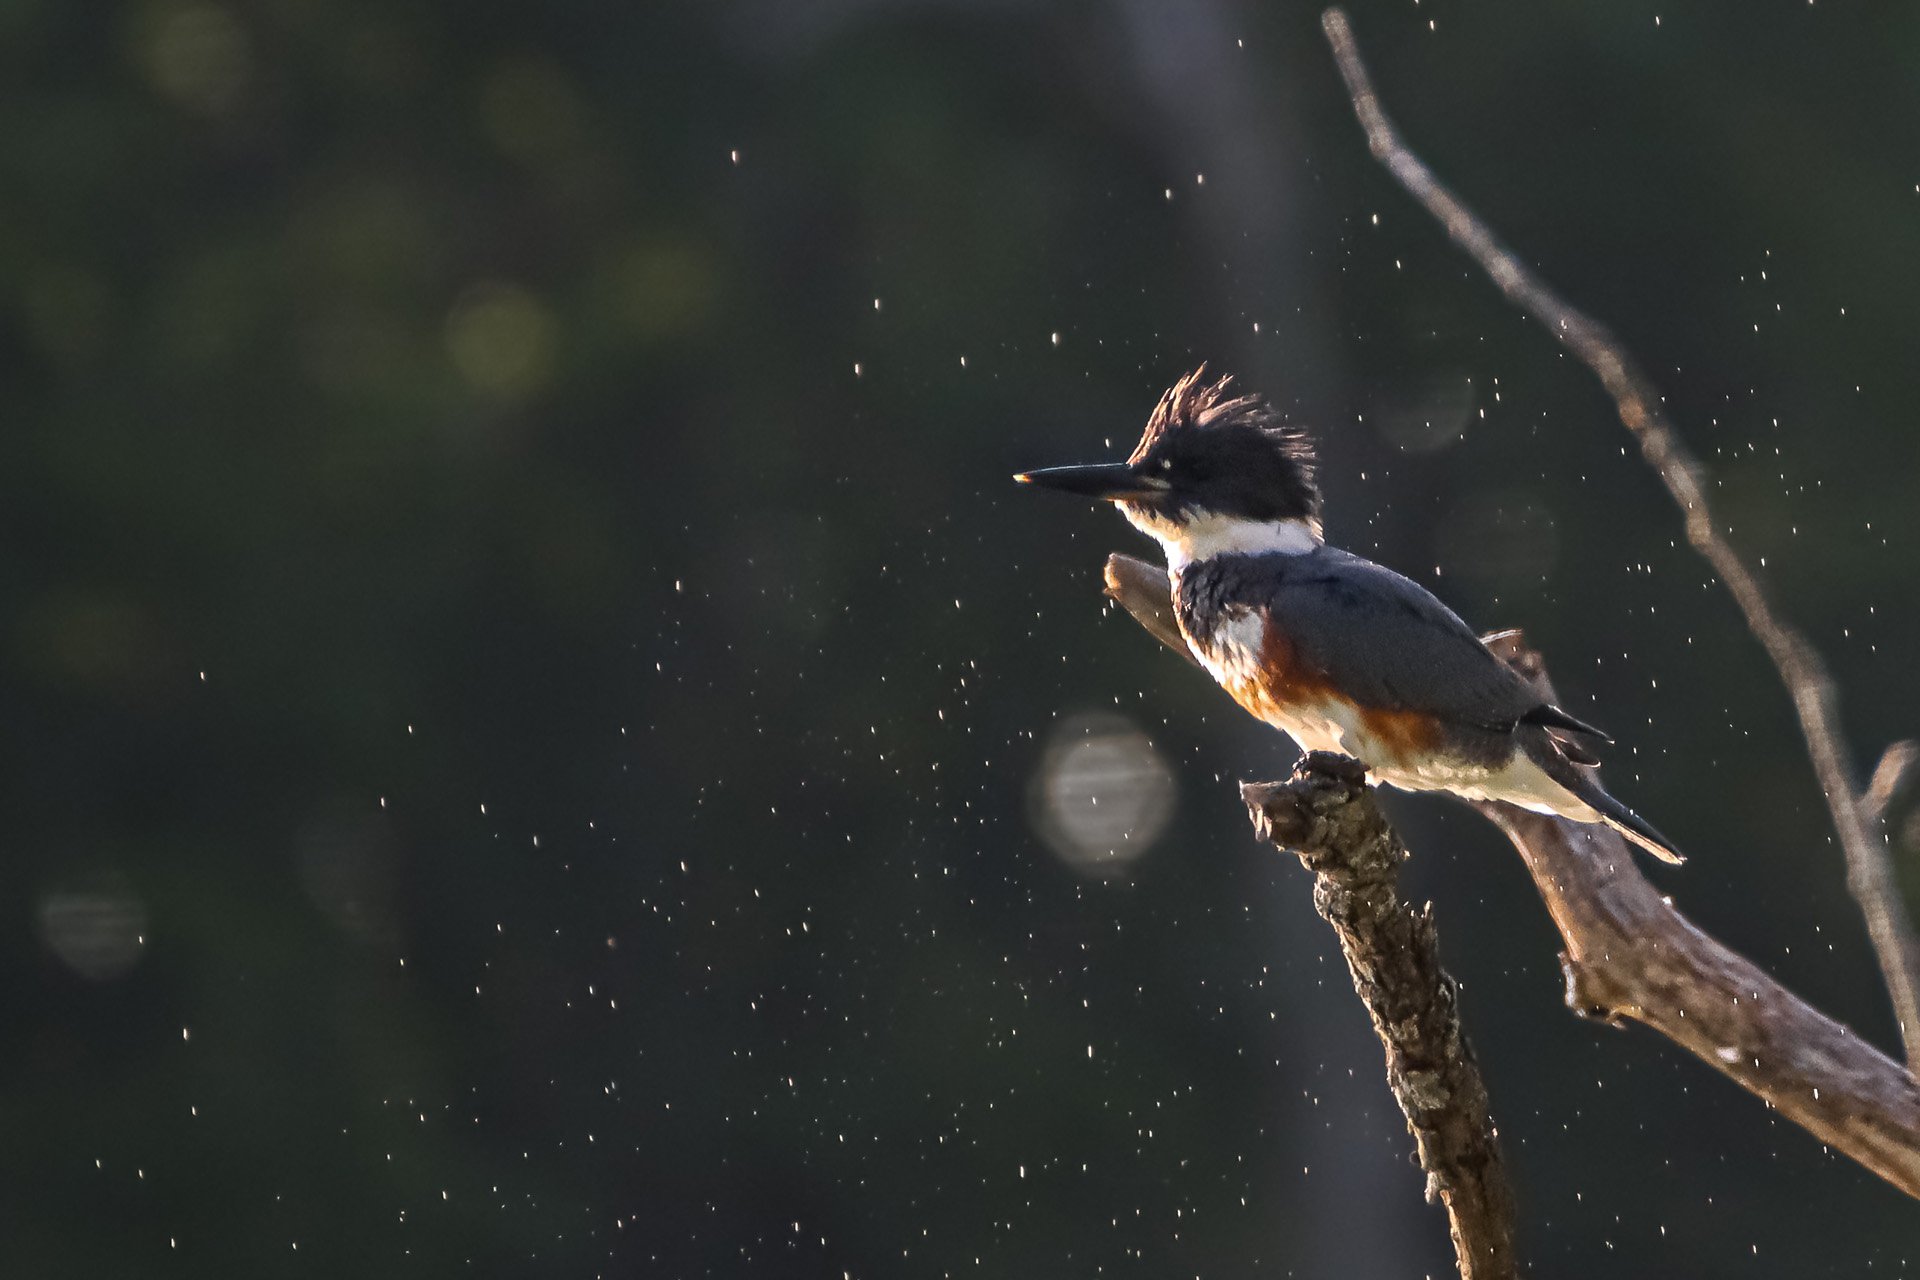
top-left (1126, 509), bottom-right (1321, 571)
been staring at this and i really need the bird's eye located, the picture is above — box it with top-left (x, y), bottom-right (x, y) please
top-left (1157, 458), bottom-right (1174, 473)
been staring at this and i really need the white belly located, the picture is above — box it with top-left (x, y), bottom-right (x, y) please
top-left (1377, 752), bottom-right (1603, 824)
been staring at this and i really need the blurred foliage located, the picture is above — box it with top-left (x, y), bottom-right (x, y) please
top-left (6, 0), bottom-right (1920, 1274)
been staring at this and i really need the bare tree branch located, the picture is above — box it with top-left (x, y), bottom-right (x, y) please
top-left (1244, 753), bottom-right (1518, 1279)
top-left (1474, 630), bottom-right (1920, 1199)
top-left (1105, 552), bottom-right (1920, 1201)
top-left (1866, 741), bottom-right (1920, 823)
top-left (1318, 4), bottom-right (1920, 1071)
top-left (1487, 805), bottom-right (1920, 1198)
top-left (1103, 555), bottom-right (1200, 665)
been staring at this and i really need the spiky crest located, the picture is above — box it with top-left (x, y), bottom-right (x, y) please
top-left (1129, 366), bottom-right (1318, 519)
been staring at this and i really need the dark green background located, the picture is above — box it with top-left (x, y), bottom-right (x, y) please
top-left (8, 0), bottom-right (1920, 1274)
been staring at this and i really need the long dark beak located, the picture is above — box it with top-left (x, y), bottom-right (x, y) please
top-left (1012, 462), bottom-right (1166, 501)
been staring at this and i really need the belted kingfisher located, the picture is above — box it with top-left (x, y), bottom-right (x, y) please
top-left (1016, 367), bottom-right (1684, 864)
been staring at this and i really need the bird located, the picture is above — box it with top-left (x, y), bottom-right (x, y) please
top-left (1015, 367), bottom-right (1684, 864)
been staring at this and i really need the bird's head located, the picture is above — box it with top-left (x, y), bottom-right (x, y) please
top-left (1015, 367), bottom-right (1322, 564)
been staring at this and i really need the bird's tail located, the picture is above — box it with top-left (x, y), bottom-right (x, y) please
top-left (1525, 736), bottom-right (1686, 865)
top-left (1581, 782), bottom-right (1686, 865)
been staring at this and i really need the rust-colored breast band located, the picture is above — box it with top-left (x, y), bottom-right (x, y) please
top-left (1356, 705), bottom-right (1448, 757)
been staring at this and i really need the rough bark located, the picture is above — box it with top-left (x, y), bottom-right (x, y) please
top-left (1487, 802), bottom-right (1920, 1199)
top-left (1245, 754), bottom-right (1517, 1280)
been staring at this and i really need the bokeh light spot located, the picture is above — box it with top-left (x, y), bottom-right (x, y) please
top-left (1436, 490), bottom-right (1560, 589)
top-left (1372, 373), bottom-right (1475, 453)
top-left (141, 4), bottom-right (252, 116)
top-left (480, 57), bottom-right (588, 165)
top-left (445, 281), bottom-right (557, 399)
top-left (39, 876), bottom-right (148, 982)
top-left (1031, 712), bottom-right (1176, 877)
top-left (604, 239), bottom-right (719, 344)
top-left (297, 807), bottom-right (401, 945)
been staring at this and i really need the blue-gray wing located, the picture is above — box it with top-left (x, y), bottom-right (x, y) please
top-left (1258, 548), bottom-right (1539, 730)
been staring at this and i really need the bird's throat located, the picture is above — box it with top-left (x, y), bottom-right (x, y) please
top-left (1132, 511), bottom-right (1322, 570)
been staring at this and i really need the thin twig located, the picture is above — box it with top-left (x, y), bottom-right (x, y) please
top-left (1865, 741), bottom-right (1920, 823)
top-left (1245, 754), bottom-right (1518, 1278)
top-left (1105, 553), bottom-right (1920, 1200)
top-left (1319, 5), bottom-right (1920, 1071)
